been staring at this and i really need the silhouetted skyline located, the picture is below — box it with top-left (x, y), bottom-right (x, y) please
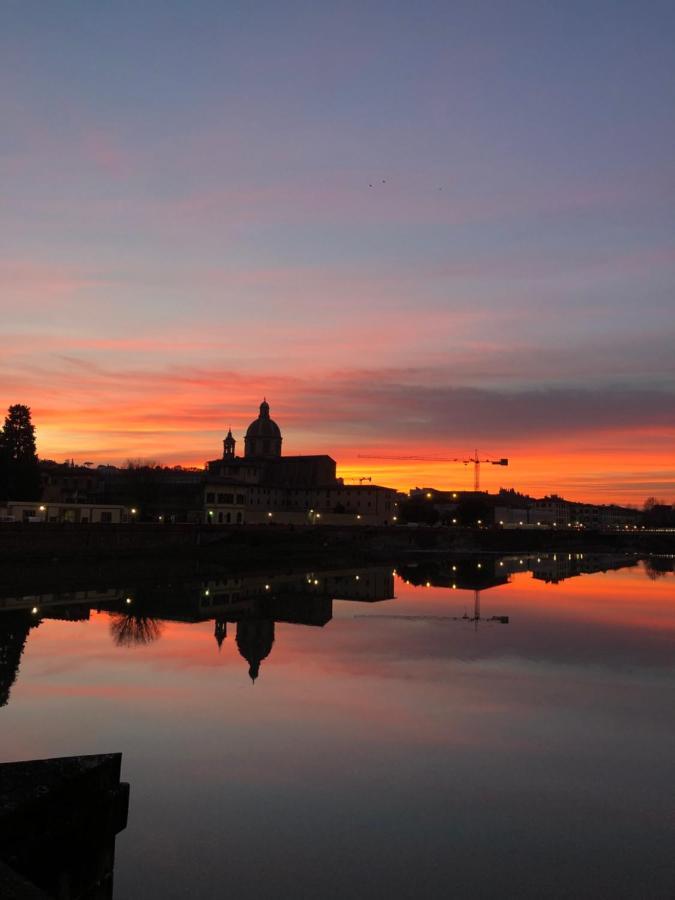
top-left (1, 3), bottom-right (674, 503)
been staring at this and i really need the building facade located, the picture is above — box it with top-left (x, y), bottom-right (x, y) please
top-left (204, 401), bottom-right (398, 525)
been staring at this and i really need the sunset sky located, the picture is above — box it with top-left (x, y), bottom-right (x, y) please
top-left (2, 1), bottom-right (674, 503)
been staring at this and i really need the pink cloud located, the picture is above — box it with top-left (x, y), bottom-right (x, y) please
top-left (82, 130), bottom-right (135, 177)
top-left (0, 261), bottom-right (103, 303)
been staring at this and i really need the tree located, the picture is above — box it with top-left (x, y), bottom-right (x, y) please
top-left (398, 498), bottom-right (439, 525)
top-left (643, 496), bottom-right (662, 511)
top-left (455, 498), bottom-right (492, 527)
top-left (0, 405), bottom-right (41, 501)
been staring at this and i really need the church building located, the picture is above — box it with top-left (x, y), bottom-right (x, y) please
top-left (204, 400), bottom-right (398, 526)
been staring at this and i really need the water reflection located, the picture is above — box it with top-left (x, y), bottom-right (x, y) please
top-left (396, 550), bottom-right (643, 589)
top-left (110, 613), bottom-right (164, 647)
top-left (0, 552), bottom-right (666, 705)
top-left (0, 610), bottom-right (40, 708)
top-left (0, 552), bottom-right (673, 899)
top-left (0, 563), bottom-right (395, 701)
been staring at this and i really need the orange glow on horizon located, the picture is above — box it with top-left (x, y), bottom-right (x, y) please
top-left (8, 374), bottom-right (673, 506)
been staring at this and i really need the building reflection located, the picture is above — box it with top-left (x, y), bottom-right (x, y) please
top-left (0, 552), bottom-right (661, 704)
top-left (236, 619), bottom-right (275, 682)
top-left (396, 551), bottom-right (643, 592)
top-left (0, 565), bottom-right (395, 698)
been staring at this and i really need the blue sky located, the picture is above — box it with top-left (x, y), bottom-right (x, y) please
top-left (1, 0), bottom-right (674, 499)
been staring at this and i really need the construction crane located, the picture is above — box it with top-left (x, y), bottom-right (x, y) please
top-left (354, 591), bottom-right (508, 632)
top-left (357, 450), bottom-right (508, 492)
top-left (343, 476), bottom-right (372, 484)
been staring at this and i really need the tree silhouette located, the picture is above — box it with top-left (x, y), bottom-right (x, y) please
top-left (109, 613), bottom-right (164, 647)
top-left (0, 612), bottom-right (40, 707)
top-left (0, 404), bottom-right (41, 501)
top-left (398, 498), bottom-right (439, 525)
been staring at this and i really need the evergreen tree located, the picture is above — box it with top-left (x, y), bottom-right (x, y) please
top-left (0, 405), bottom-right (41, 500)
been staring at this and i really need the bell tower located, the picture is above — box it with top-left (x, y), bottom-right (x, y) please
top-left (223, 428), bottom-right (236, 460)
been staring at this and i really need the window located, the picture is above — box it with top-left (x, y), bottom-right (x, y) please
top-left (236, 494), bottom-right (245, 504)
top-left (206, 492), bottom-right (215, 502)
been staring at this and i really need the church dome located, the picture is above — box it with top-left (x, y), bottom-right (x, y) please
top-left (236, 620), bottom-right (275, 682)
top-left (245, 400), bottom-right (281, 440)
top-left (244, 400), bottom-right (282, 458)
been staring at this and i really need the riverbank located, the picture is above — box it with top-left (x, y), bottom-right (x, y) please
top-left (1, 521), bottom-right (673, 567)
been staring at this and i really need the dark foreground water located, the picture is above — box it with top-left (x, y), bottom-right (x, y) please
top-left (1, 552), bottom-right (674, 899)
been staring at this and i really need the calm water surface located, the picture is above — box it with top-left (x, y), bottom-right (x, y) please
top-left (1, 553), bottom-right (674, 899)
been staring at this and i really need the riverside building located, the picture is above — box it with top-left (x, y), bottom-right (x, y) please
top-left (204, 400), bottom-right (398, 526)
